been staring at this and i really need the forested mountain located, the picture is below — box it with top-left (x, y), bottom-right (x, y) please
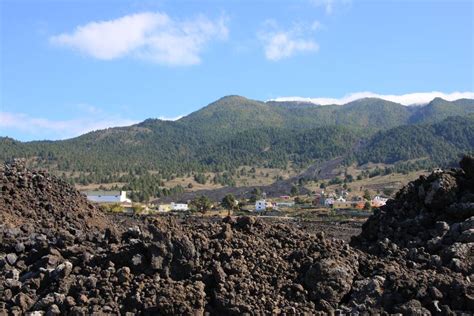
top-left (182, 96), bottom-right (411, 131)
top-left (353, 115), bottom-right (474, 165)
top-left (0, 125), bottom-right (362, 173)
top-left (1, 96), bottom-right (473, 176)
top-left (408, 98), bottom-right (474, 124)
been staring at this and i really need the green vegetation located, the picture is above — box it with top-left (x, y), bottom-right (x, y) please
top-left (364, 201), bottom-right (372, 210)
top-left (353, 115), bottom-right (474, 166)
top-left (1, 96), bottom-right (473, 192)
top-left (101, 203), bottom-right (124, 213)
top-left (290, 185), bottom-right (299, 196)
top-left (249, 188), bottom-right (263, 202)
top-left (194, 173), bottom-right (207, 185)
top-left (132, 204), bottom-right (146, 214)
top-left (190, 195), bottom-right (212, 213)
top-left (363, 189), bottom-right (371, 201)
top-left (221, 194), bottom-right (238, 215)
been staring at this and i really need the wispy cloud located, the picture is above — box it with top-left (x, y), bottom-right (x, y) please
top-left (268, 91), bottom-right (474, 106)
top-left (258, 20), bottom-right (320, 61)
top-left (0, 111), bottom-right (138, 140)
top-left (158, 115), bottom-right (184, 121)
top-left (50, 12), bottom-right (228, 66)
top-left (310, 0), bottom-right (352, 15)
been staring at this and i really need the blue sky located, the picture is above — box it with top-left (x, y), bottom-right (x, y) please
top-left (1, 0), bottom-right (473, 141)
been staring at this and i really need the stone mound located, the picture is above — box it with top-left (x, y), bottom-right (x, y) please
top-left (1, 158), bottom-right (473, 315)
top-left (352, 155), bottom-right (474, 275)
top-left (0, 159), bottom-right (111, 232)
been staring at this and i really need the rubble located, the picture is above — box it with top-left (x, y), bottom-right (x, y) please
top-left (352, 156), bottom-right (474, 275)
top-left (1, 157), bottom-right (474, 314)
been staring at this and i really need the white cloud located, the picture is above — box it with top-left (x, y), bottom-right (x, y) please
top-left (0, 112), bottom-right (138, 140)
top-left (258, 20), bottom-right (320, 61)
top-left (268, 91), bottom-right (474, 106)
top-left (310, 0), bottom-right (352, 15)
top-left (158, 115), bottom-right (184, 121)
top-left (50, 12), bottom-right (228, 66)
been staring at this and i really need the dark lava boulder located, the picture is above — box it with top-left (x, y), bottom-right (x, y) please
top-left (352, 155), bottom-right (474, 274)
top-left (0, 159), bottom-right (112, 232)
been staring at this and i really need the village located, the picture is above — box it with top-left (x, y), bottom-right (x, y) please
top-left (83, 188), bottom-right (388, 220)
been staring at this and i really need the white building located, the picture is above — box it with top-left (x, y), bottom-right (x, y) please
top-left (276, 202), bottom-right (295, 207)
top-left (157, 204), bottom-right (172, 212)
top-left (85, 191), bottom-right (131, 204)
top-left (255, 200), bottom-right (266, 212)
top-left (324, 197), bottom-right (335, 207)
top-left (371, 196), bottom-right (388, 207)
top-left (171, 203), bottom-right (189, 211)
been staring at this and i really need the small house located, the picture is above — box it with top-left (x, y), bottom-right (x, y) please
top-left (323, 197), bottom-right (335, 207)
top-left (171, 203), bottom-right (189, 211)
top-left (371, 196), bottom-right (388, 208)
top-left (255, 200), bottom-right (266, 212)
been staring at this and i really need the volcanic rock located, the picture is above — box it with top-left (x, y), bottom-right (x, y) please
top-left (1, 158), bottom-right (474, 314)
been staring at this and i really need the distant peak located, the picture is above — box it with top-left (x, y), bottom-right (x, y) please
top-left (268, 91), bottom-right (474, 106)
top-left (207, 95), bottom-right (262, 108)
top-left (430, 97), bottom-right (448, 103)
top-left (216, 95), bottom-right (249, 102)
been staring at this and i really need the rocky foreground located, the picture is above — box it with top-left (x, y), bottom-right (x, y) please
top-left (0, 158), bottom-right (473, 315)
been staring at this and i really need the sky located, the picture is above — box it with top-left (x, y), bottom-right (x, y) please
top-left (0, 0), bottom-right (473, 141)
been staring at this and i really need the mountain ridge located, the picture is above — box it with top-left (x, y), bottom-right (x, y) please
top-left (1, 96), bottom-right (473, 177)
top-left (4, 95), bottom-right (473, 144)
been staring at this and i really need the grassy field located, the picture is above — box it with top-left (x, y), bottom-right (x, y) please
top-left (73, 166), bottom-right (298, 193)
top-left (304, 168), bottom-right (428, 199)
top-left (160, 166), bottom-right (298, 192)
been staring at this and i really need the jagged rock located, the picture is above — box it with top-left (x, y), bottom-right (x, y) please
top-left (51, 261), bottom-right (73, 280)
top-left (304, 257), bottom-right (358, 306)
top-left (352, 158), bottom-right (474, 277)
top-left (6, 253), bottom-right (17, 265)
top-left (393, 299), bottom-right (431, 316)
top-left (212, 262), bottom-right (226, 284)
top-left (46, 304), bottom-right (61, 316)
top-left (460, 155), bottom-right (474, 178)
top-left (6, 268), bottom-right (19, 280)
top-left (348, 276), bottom-right (385, 310)
top-left (14, 292), bottom-right (35, 312)
top-left (2, 159), bottom-right (474, 314)
top-left (117, 267), bottom-right (131, 283)
top-left (15, 243), bottom-right (25, 253)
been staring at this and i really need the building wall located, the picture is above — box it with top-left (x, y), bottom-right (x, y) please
top-left (158, 204), bottom-right (172, 212)
top-left (86, 190), bottom-right (130, 204)
top-left (87, 195), bottom-right (121, 203)
top-left (171, 203), bottom-right (189, 211)
top-left (255, 200), bottom-right (266, 211)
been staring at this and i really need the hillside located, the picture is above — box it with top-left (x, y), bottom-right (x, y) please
top-left (0, 125), bottom-right (362, 174)
top-left (1, 96), bottom-right (473, 179)
top-left (409, 97), bottom-right (474, 124)
top-left (183, 96), bottom-right (412, 131)
top-left (353, 115), bottom-right (474, 165)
